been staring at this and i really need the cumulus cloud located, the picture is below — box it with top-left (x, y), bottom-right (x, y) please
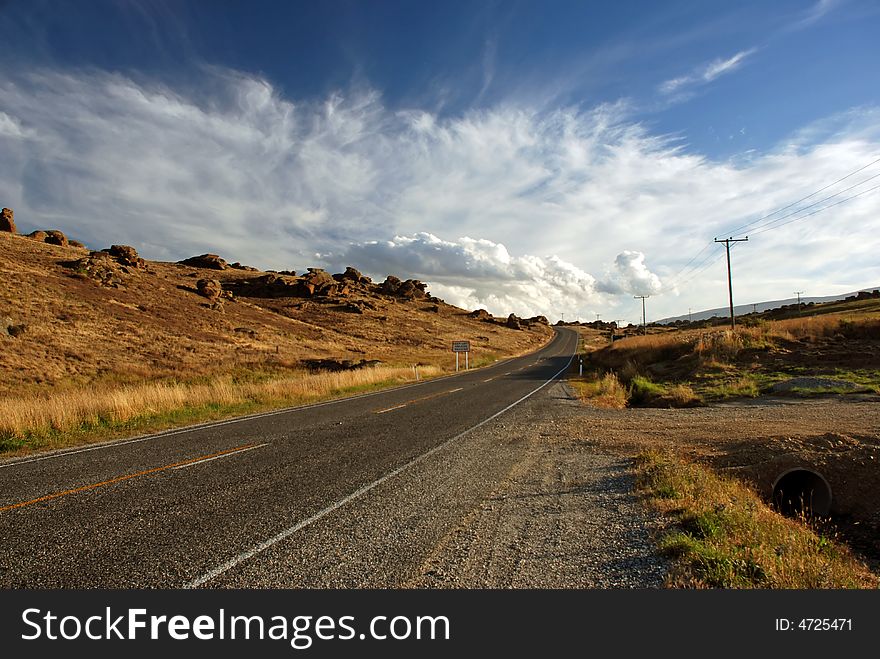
top-left (0, 67), bottom-right (878, 321)
top-left (332, 232), bottom-right (607, 318)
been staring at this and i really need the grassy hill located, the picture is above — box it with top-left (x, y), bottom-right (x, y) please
top-left (0, 230), bottom-right (551, 453)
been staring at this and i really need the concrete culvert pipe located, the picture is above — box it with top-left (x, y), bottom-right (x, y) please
top-left (772, 468), bottom-right (832, 518)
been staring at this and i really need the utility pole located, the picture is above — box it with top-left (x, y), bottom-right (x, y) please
top-left (794, 291), bottom-right (804, 313)
top-left (752, 303), bottom-right (757, 314)
top-left (714, 236), bottom-right (749, 330)
top-left (634, 295), bottom-right (649, 335)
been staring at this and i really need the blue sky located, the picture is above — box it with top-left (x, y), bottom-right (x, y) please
top-left (1, 0), bottom-right (879, 322)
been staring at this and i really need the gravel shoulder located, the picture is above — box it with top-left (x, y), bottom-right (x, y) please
top-left (410, 384), bottom-right (667, 588)
top-left (209, 381), bottom-right (669, 588)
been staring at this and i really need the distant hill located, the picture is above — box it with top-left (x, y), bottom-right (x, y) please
top-left (657, 287), bottom-right (880, 324)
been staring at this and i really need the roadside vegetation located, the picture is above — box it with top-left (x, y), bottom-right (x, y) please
top-left (0, 364), bottom-right (442, 455)
top-left (636, 451), bottom-right (878, 588)
top-left (570, 307), bottom-right (880, 407)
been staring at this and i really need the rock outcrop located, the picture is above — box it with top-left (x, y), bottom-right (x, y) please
top-left (180, 254), bottom-right (227, 270)
top-left (381, 276), bottom-right (428, 299)
top-left (506, 313), bottom-right (522, 329)
top-left (109, 244), bottom-right (145, 269)
top-left (334, 266), bottom-right (372, 285)
top-left (0, 208), bottom-right (15, 233)
top-left (27, 230), bottom-right (47, 242)
top-left (469, 309), bottom-right (493, 321)
top-left (44, 230), bottom-right (68, 246)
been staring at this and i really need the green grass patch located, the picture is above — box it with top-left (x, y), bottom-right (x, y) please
top-left (636, 451), bottom-right (878, 588)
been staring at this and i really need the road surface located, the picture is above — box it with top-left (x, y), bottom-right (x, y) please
top-left (0, 328), bottom-right (579, 587)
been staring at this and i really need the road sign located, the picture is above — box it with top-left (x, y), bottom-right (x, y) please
top-left (452, 341), bottom-right (470, 353)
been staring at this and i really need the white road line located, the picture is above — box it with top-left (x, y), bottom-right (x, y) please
top-left (447, 387), bottom-right (464, 393)
top-left (185, 343), bottom-right (576, 588)
top-left (172, 443), bottom-right (268, 470)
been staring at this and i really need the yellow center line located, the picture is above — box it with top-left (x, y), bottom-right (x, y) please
top-left (0, 442), bottom-right (261, 513)
top-left (374, 387), bottom-right (464, 414)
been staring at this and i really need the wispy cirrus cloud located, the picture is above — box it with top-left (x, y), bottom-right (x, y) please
top-left (659, 48), bottom-right (757, 96)
top-left (0, 67), bottom-right (878, 322)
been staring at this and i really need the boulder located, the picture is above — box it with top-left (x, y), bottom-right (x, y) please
top-left (196, 278), bottom-right (223, 300)
top-left (527, 315), bottom-right (549, 326)
top-left (7, 324), bottom-right (27, 338)
top-left (69, 240), bottom-right (86, 249)
top-left (506, 313), bottom-right (522, 330)
top-left (0, 208), bottom-right (15, 233)
top-left (109, 244), bottom-right (145, 268)
top-left (380, 275), bottom-right (402, 295)
top-left (26, 230), bottom-right (48, 242)
top-left (44, 230), bottom-right (68, 246)
top-left (179, 254), bottom-right (227, 270)
top-left (302, 268), bottom-right (337, 296)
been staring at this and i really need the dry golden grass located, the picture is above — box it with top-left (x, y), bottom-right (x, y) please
top-left (569, 371), bottom-right (628, 408)
top-left (0, 232), bottom-right (554, 453)
top-left (0, 232), bottom-right (551, 396)
top-left (0, 365), bottom-right (442, 442)
top-left (637, 451), bottom-right (878, 589)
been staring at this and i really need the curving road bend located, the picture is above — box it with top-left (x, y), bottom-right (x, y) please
top-left (0, 328), bottom-right (579, 588)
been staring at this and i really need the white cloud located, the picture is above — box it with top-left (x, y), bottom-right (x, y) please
top-left (0, 67), bottom-right (878, 322)
top-left (333, 232), bottom-right (612, 318)
top-left (659, 48), bottom-right (757, 96)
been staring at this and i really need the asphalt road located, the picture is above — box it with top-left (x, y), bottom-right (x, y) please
top-left (0, 327), bottom-right (579, 588)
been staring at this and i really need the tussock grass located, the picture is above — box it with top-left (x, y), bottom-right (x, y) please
top-left (0, 365), bottom-right (442, 454)
top-left (569, 371), bottom-right (629, 408)
top-left (636, 451), bottom-right (878, 589)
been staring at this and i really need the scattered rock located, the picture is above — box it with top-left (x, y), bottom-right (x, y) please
top-left (7, 324), bottom-right (28, 338)
top-left (69, 240), bottom-right (86, 249)
top-left (234, 327), bottom-right (257, 337)
top-left (0, 208), bottom-right (16, 233)
top-left (424, 305), bottom-right (440, 313)
top-left (64, 254), bottom-right (124, 287)
top-left (44, 230), bottom-right (68, 246)
top-left (469, 309), bottom-right (493, 321)
top-left (26, 230), bottom-right (47, 242)
top-left (506, 313), bottom-right (522, 330)
top-left (527, 315), bottom-right (550, 326)
top-left (179, 254), bottom-right (227, 270)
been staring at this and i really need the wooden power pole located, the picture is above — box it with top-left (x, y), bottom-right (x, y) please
top-left (714, 236), bottom-right (748, 329)
top-left (634, 295), bottom-right (649, 335)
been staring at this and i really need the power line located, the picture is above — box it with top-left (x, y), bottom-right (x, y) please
top-left (749, 182), bottom-right (880, 236)
top-left (665, 155), bottom-right (880, 293)
top-left (720, 155), bottom-right (880, 237)
top-left (737, 170), bottom-right (880, 236)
